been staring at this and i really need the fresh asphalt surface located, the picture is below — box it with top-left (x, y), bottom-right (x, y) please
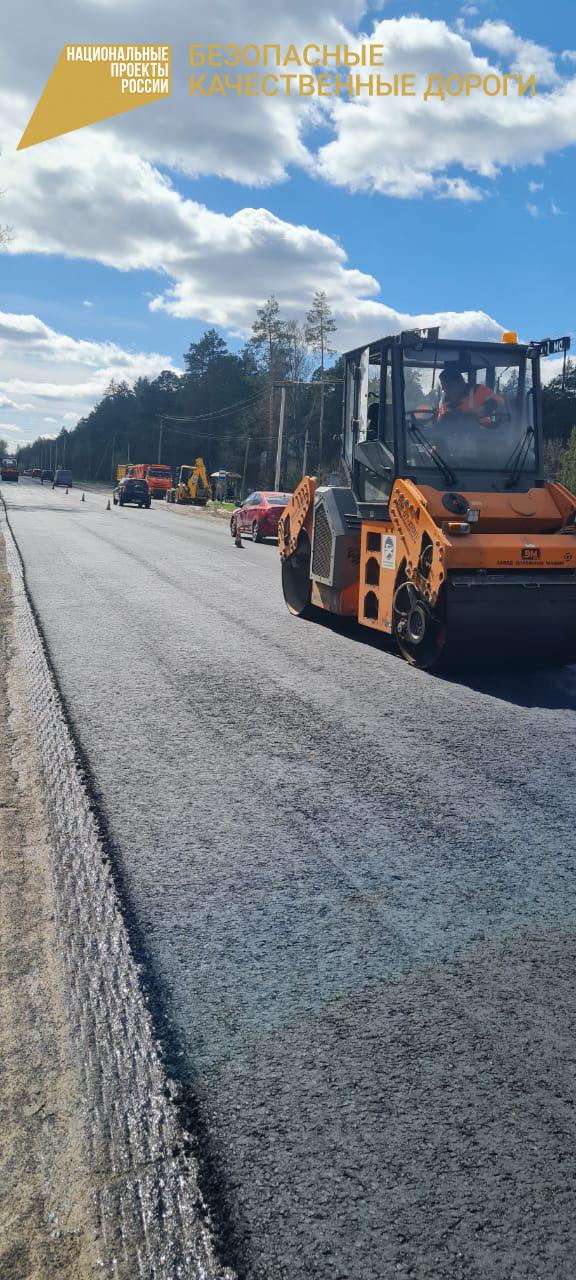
top-left (5, 477), bottom-right (576, 1280)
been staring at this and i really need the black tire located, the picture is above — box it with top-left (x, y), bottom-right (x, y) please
top-left (281, 530), bottom-right (313, 617)
top-left (252, 521), bottom-right (262, 543)
top-left (392, 576), bottom-right (446, 670)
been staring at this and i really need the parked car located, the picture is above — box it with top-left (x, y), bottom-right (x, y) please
top-left (41, 469), bottom-right (54, 484)
top-left (32, 468), bottom-right (41, 478)
top-left (53, 469), bottom-right (73, 488)
top-left (230, 491), bottom-right (292, 543)
top-left (113, 476), bottom-right (151, 508)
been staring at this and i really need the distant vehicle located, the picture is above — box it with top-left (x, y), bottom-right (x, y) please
top-left (53, 469), bottom-right (73, 488)
top-left (166, 459), bottom-right (212, 506)
top-left (0, 456), bottom-right (19, 482)
top-left (41, 469), bottom-right (54, 484)
top-left (230, 491), bottom-right (292, 543)
top-left (32, 468), bottom-right (41, 478)
top-left (113, 477), bottom-right (151, 509)
top-left (127, 463), bottom-right (172, 500)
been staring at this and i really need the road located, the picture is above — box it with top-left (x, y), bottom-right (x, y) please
top-left (5, 476), bottom-right (576, 1280)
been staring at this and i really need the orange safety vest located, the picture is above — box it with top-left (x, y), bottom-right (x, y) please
top-left (438, 384), bottom-right (504, 419)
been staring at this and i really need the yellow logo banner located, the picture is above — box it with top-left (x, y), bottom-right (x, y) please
top-left (18, 45), bottom-right (171, 150)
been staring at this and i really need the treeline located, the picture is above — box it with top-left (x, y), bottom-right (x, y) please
top-left (17, 311), bottom-right (576, 490)
top-left (17, 294), bottom-right (344, 489)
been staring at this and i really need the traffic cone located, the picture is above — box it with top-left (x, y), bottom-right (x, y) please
top-left (82, 492), bottom-right (86, 502)
top-left (234, 519), bottom-right (243, 549)
top-left (65, 486), bottom-right (69, 494)
top-left (106, 499), bottom-right (110, 511)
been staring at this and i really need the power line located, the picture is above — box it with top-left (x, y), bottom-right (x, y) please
top-left (159, 390), bottom-right (267, 423)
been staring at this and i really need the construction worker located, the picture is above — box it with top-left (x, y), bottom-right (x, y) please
top-left (438, 364), bottom-right (505, 425)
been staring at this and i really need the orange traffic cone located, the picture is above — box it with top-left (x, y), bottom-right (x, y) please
top-left (234, 518), bottom-right (243, 549)
top-left (106, 499), bottom-right (110, 511)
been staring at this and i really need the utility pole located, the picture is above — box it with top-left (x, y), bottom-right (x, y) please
top-left (274, 386), bottom-right (286, 490)
top-left (110, 434), bottom-right (116, 484)
top-left (157, 417), bottom-right (164, 463)
top-left (241, 436), bottom-right (250, 496)
top-left (302, 428), bottom-right (309, 479)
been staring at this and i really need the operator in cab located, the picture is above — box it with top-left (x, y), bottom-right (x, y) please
top-left (438, 363), bottom-right (504, 425)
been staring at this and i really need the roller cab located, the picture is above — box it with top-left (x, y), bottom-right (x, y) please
top-left (279, 328), bottom-right (576, 667)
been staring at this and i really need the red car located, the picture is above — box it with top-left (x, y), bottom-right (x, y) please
top-left (230, 490), bottom-right (292, 543)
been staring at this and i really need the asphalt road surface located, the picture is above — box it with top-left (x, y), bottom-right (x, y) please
top-left (5, 477), bottom-right (576, 1280)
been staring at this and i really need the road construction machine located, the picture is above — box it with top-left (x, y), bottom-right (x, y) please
top-left (1, 456), bottom-right (19, 482)
top-left (127, 463), bottom-right (172, 500)
top-left (279, 328), bottom-right (576, 667)
top-left (166, 459), bottom-right (212, 506)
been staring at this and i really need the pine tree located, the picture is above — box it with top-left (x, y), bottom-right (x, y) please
top-left (559, 426), bottom-right (576, 493)
top-left (304, 292), bottom-right (337, 473)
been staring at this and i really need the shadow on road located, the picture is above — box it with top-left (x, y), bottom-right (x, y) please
top-left (305, 608), bottom-right (576, 711)
top-left (444, 665), bottom-right (576, 711)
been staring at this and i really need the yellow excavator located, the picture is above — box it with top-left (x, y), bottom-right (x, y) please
top-left (166, 459), bottom-right (212, 506)
top-left (279, 327), bottom-right (576, 667)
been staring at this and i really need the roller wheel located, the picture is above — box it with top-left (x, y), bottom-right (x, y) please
top-left (282, 530), bottom-right (313, 618)
top-left (392, 578), bottom-right (446, 670)
top-left (252, 521), bottom-right (262, 543)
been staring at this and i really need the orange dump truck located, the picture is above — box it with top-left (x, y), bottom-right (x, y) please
top-left (127, 463), bottom-right (172, 500)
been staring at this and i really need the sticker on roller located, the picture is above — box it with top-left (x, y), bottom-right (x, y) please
top-left (521, 546), bottom-right (541, 561)
top-left (382, 535), bottom-right (396, 569)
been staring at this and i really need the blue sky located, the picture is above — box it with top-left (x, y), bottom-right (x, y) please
top-left (0, 0), bottom-right (575, 442)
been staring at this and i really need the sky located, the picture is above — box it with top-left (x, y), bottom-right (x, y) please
top-left (0, 0), bottom-right (575, 445)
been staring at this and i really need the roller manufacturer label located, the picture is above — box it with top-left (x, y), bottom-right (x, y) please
top-left (382, 534), bottom-right (396, 569)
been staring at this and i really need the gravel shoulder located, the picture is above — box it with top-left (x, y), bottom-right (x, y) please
top-left (0, 539), bottom-right (98, 1280)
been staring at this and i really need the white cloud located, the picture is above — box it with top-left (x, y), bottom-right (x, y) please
top-left (551, 202), bottom-right (565, 215)
top-left (82, 300), bottom-right (93, 308)
top-left (1, 7), bottom-right (575, 207)
top-left (468, 20), bottom-right (560, 85)
top-left (541, 351), bottom-right (574, 385)
top-left (528, 181), bottom-right (543, 192)
top-left (316, 17), bottom-right (576, 198)
top-left (0, 309), bottom-right (177, 441)
top-left (0, 112), bottom-right (504, 347)
top-left (0, 423), bottom-right (23, 433)
top-left (526, 203), bottom-right (541, 217)
top-left (0, 0), bottom-right (365, 187)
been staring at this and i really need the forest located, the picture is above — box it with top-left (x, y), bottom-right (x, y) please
top-left (14, 295), bottom-right (576, 493)
top-left (15, 294), bottom-right (343, 491)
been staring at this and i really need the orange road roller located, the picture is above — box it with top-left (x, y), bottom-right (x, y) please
top-left (279, 328), bottom-right (576, 668)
